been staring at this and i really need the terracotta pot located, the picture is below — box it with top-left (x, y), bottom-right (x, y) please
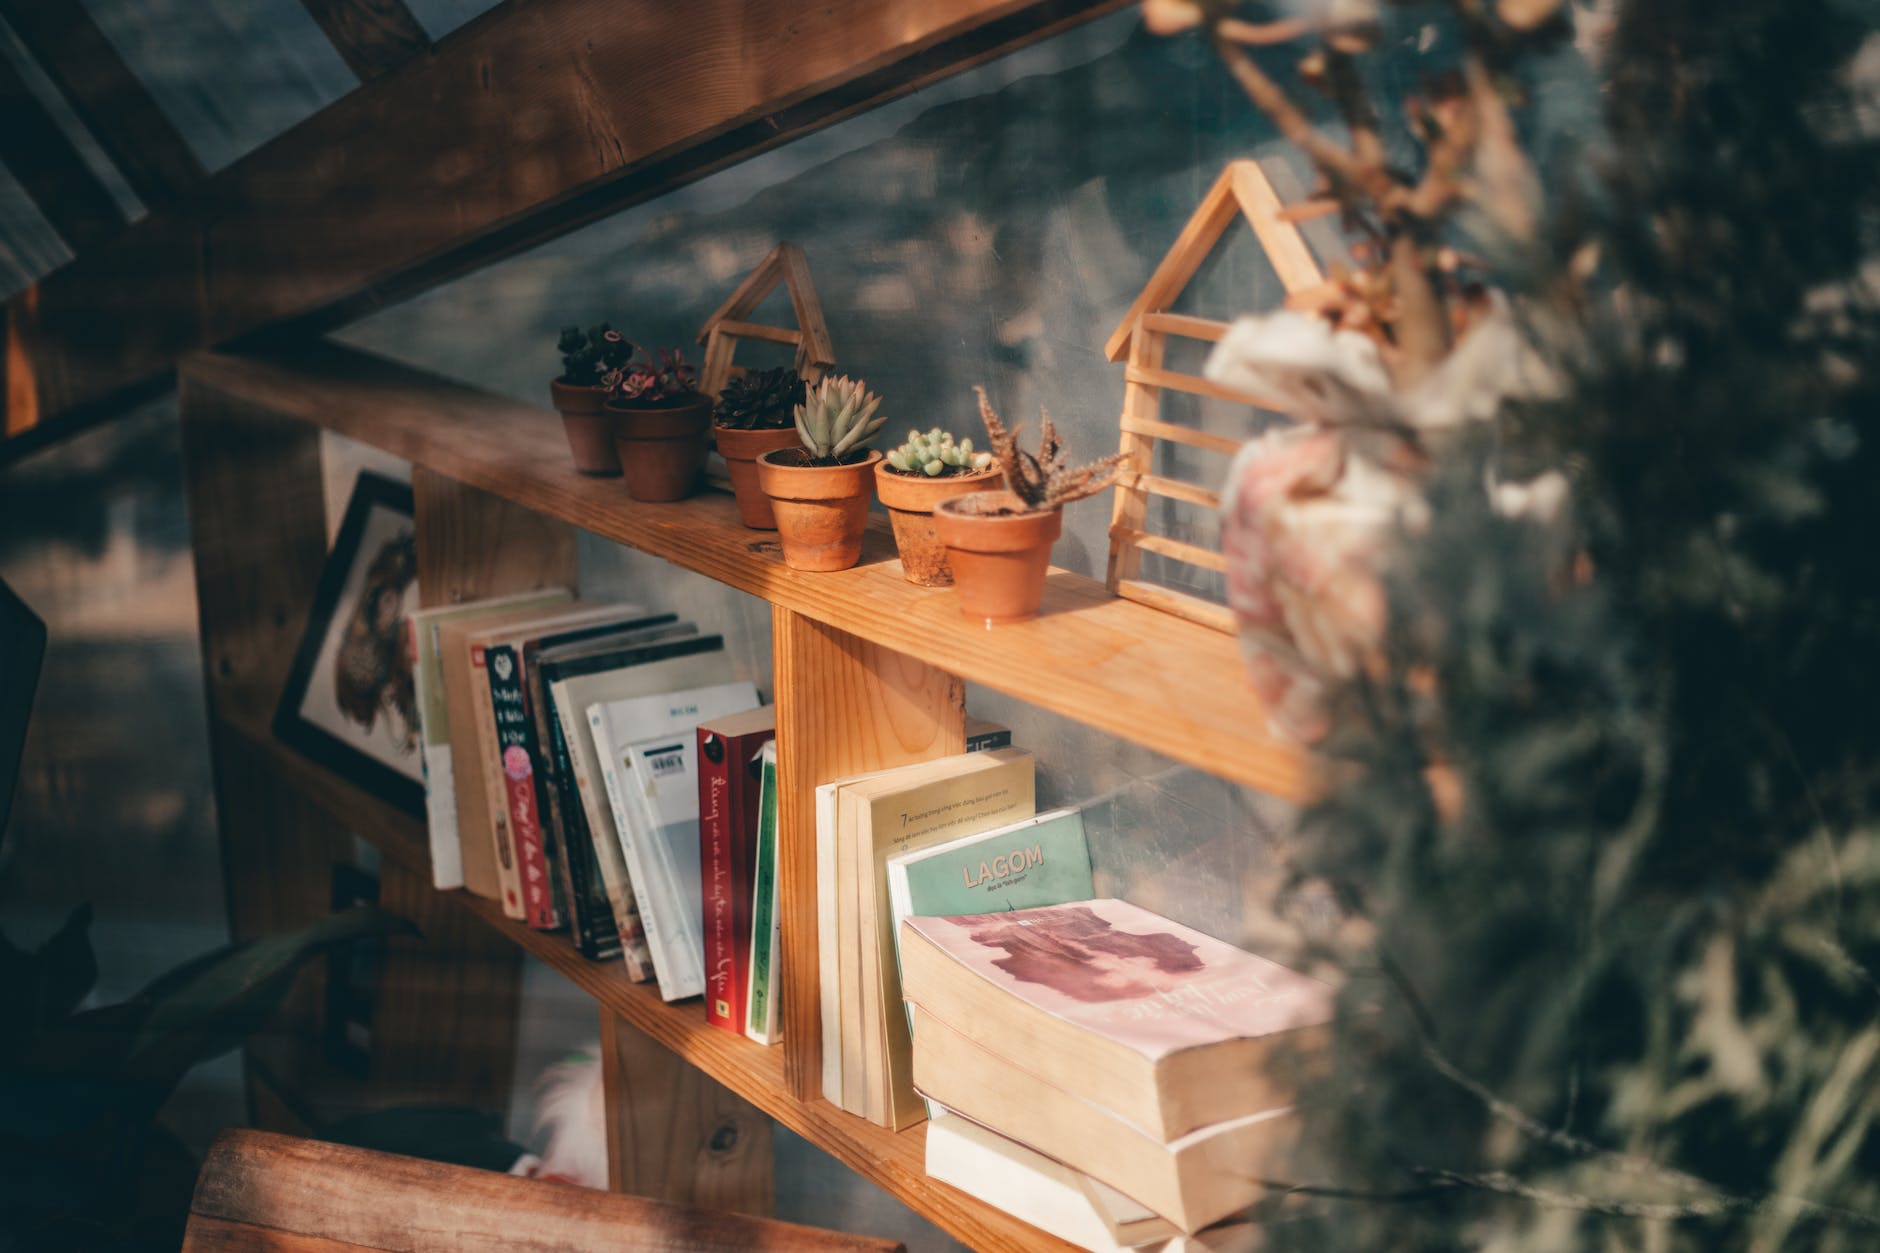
top-left (755, 449), bottom-right (883, 572)
top-left (713, 425), bottom-right (802, 529)
top-left (873, 462), bottom-right (1002, 586)
top-left (550, 378), bottom-right (620, 476)
top-left (932, 491), bottom-right (1063, 623)
top-left (609, 394), bottom-right (713, 502)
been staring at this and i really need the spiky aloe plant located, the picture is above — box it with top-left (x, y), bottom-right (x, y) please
top-left (793, 374), bottom-right (886, 466)
top-left (975, 386), bottom-right (1129, 512)
top-left (884, 427), bottom-right (994, 477)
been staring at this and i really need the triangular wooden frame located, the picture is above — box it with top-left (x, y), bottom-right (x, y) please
top-left (695, 242), bottom-right (837, 399)
top-left (1103, 160), bottom-right (1327, 632)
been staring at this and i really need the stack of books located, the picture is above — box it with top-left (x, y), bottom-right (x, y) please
top-left (818, 737), bottom-right (1112, 1129)
top-left (901, 898), bottom-right (1337, 1247)
top-left (408, 590), bottom-right (784, 1041)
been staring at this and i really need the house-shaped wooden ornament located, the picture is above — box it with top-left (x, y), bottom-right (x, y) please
top-left (695, 242), bottom-right (837, 399)
top-left (1103, 159), bottom-right (1328, 632)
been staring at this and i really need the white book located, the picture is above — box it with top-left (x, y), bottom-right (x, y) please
top-left (588, 681), bottom-right (759, 1001)
top-left (926, 1112), bottom-right (1256, 1253)
top-left (816, 777), bottom-right (845, 1103)
top-left (409, 590), bottom-right (570, 889)
top-left (547, 639), bottom-right (729, 981)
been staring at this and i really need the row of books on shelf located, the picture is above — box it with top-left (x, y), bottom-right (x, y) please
top-left (410, 590), bottom-right (785, 1041)
top-left (811, 736), bottom-right (1339, 1248)
top-left (407, 589), bottom-right (1338, 1249)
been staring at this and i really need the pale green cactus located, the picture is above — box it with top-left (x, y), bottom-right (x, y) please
top-left (793, 374), bottom-right (886, 465)
top-left (884, 427), bottom-right (995, 477)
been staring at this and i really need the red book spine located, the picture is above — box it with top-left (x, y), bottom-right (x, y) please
top-left (699, 723), bottom-right (773, 1033)
top-left (489, 643), bottom-right (558, 930)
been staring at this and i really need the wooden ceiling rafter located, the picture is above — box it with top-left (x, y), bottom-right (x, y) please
top-left (0, 0), bottom-right (1126, 456)
top-left (0, 0), bottom-right (206, 209)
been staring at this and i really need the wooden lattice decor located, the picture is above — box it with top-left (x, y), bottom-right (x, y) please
top-left (1103, 160), bottom-right (1327, 631)
top-left (696, 242), bottom-right (836, 400)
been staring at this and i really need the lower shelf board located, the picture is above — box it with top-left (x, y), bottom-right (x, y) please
top-left (220, 711), bottom-right (1081, 1253)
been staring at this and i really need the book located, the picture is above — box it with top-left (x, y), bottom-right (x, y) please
top-left (926, 1110), bottom-right (1178, 1250)
top-left (486, 611), bottom-right (675, 928)
top-left (899, 899), bottom-right (1336, 1144)
top-left (410, 590), bottom-right (570, 889)
top-left (588, 680), bottom-right (760, 1001)
top-left (814, 718), bottom-right (1013, 1109)
top-left (887, 807), bottom-right (1093, 1116)
top-left (438, 601), bottom-right (597, 903)
top-left (547, 634), bottom-right (729, 981)
top-left (912, 1012), bottom-right (1296, 1233)
top-left (530, 624), bottom-right (699, 961)
top-left (697, 707), bottom-right (776, 1035)
top-left (458, 603), bottom-right (650, 919)
top-left (745, 742), bottom-right (782, 1044)
top-left (839, 748), bottom-right (1035, 1128)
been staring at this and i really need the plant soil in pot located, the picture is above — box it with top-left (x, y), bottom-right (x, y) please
top-left (758, 448), bottom-right (882, 571)
top-left (933, 491), bottom-right (1064, 622)
top-left (754, 374), bottom-right (889, 572)
top-left (875, 427), bottom-right (1000, 586)
top-left (712, 367), bottom-right (810, 529)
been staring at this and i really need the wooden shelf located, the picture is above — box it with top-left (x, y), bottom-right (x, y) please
top-left (220, 712), bottom-right (1080, 1253)
top-left (181, 342), bottom-right (1314, 802)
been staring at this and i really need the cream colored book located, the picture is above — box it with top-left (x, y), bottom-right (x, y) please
top-left (838, 748), bottom-right (1034, 1129)
top-left (912, 1013), bottom-right (1297, 1233)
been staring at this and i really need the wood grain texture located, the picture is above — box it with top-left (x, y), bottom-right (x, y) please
top-left (0, 49), bottom-right (123, 251)
top-left (297, 0), bottom-right (430, 83)
top-left (7, 0), bottom-right (1123, 446)
top-left (602, 1009), bottom-right (774, 1216)
top-left (773, 611), bottom-right (964, 1101)
top-left (181, 345), bottom-right (1317, 800)
top-left (411, 466), bottom-right (579, 608)
top-left (183, 1213), bottom-right (360, 1253)
top-left (186, 1129), bottom-right (903, 1252)
top-left (0, 0), bottom-right (206, 207)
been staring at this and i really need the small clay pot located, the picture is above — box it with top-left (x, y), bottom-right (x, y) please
top-left (874, 462), bottom-right (1002, 586)
top-left (713, 424), bottom-right (802, 529)
top-left (551, 378), bottom-right (620, 476)
top-left (755, 449), bottom-right (883, 572)
top-left (609, 394), bottom-right (712, 502)
top-left (932, 491), bottom-right (1063, 623)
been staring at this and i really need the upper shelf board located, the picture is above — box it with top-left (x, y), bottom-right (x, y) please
top-left (180, 343), bottom-right (1314, 802)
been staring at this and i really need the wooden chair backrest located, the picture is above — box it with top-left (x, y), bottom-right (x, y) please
top-left (184, 1128), bottom-right (905, 1253)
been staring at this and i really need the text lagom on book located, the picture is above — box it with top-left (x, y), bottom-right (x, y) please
top-left (961, 842), bottom-right (1046, 889)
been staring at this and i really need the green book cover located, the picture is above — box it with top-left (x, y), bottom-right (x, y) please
top-left (886, 808), bottom-right (1094, 1116)
top-left (745, 743), bottom-right (781, 1044)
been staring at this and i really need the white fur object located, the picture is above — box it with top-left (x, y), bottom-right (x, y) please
top-left (527, 1046), bottom-right (609, 1189)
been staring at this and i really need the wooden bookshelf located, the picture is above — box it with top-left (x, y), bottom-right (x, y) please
top-left (177, 341), bottom-right (1299, 1253)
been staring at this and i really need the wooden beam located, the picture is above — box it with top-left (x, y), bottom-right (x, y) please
top-left (0, 49), bottom-right (122, 251)
top-left (298, 0), bottom-right (430, 84)
top-left (0, 0), bottom-right (206, 207)
top-left (4, 0), bottom-right (1124, 447)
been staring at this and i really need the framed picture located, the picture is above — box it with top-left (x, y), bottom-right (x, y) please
top-left (273, 471), bottom-right (424, 815)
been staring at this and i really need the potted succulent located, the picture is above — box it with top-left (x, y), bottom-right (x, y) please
top-left (551, 324), bottom-right (631, 475)
top-left (932, 387), bottom-right (1128, 623)
top-left (874, 426), bottom-right (998, 586)
top-left (754, 374), bottom-right (887, 571)
top-left (603, 338), bottom-right (711, 502)
top-left (712, 366), bottom-right (808, 529)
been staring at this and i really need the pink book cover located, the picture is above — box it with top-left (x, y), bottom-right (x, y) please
top-left (904, 898), bottom-right (1335, 1060)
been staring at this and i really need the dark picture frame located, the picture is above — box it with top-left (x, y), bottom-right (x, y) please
top-left (273, 471), bottom-right (424, 816)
